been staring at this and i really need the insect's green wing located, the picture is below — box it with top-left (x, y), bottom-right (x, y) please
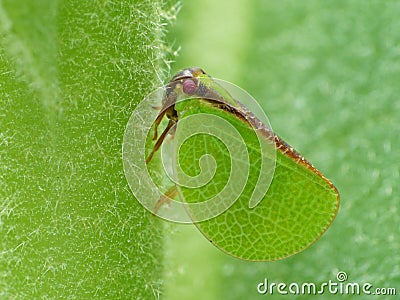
top-left (174, 99), bottom-right (339, 261)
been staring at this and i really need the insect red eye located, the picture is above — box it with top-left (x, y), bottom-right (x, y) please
top-left (182, 79), bottom-right (197, 95)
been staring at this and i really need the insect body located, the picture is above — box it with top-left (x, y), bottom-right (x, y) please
top-left (146, 67), bottom-right (340, 261)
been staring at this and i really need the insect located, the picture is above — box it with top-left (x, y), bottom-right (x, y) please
top-left (146, 67), bottom-right (340, 261)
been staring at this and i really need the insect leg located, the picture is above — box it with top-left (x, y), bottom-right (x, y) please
top-left (154, 185), bottom-right (178, 214)
top-left (152, 109), bottom-right (166, 141)
top-left (145, 119), bottom-right (176, 164)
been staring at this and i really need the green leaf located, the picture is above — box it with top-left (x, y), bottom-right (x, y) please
top-left (0, 0), bottom-right (173, 298)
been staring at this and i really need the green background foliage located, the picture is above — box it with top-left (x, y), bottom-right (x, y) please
top-left (164, 0), bottom-right (400, 299)
top-left (0, 0), bottom-right (170, 298)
